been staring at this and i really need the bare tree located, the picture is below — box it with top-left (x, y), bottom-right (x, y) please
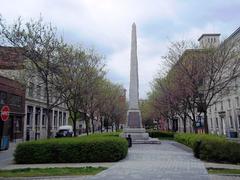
top-left (162, 38), bottom-right (240, 133)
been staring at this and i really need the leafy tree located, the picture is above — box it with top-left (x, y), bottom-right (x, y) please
top-left (0, 16), bottom-right (66, 138)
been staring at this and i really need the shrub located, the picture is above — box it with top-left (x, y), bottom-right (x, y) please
top-left (89, 132), bottom-right (121, 137)
top-left (174, 133), bottom-right (240, 164)
top-left (198, 139), bottom-right (240, 164)
top-left (14, 135), bottom-right (128, 164)
top-left (174, 133), bottom-right (224, 148)
top-left (147, 130), bottom-right (175, 139)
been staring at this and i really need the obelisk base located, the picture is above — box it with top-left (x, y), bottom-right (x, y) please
top-left (121, 128), bottom-right (161, 144)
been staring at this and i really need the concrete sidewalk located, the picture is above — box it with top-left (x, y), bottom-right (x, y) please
top-left (205, 162), bottom-right (240, 170)
top-left (0, 142), bottom-right (18, 168)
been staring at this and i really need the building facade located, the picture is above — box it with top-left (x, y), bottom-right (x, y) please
top-left (0, 46), bottom-right (69, 141)
top-left (24, 79), bottom-right (69, 140)
top-left (0, 75), bottom-right (25, 142)
top-left (175, 27), bottom-right (240, 137)
top-left (206, 27), bottom-right (240, 137)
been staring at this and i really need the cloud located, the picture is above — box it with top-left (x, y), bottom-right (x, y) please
top-left (0, 0), bottom-right (239, 99)
top-left (107, 36), bottom-right (167, 99)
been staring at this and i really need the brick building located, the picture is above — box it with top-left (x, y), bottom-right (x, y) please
top-left (0, 46), bottom-right (69, 141)
top-left (0, 75), bottom-right (25, 142)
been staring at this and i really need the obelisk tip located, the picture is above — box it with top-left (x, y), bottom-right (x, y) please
top-left (132, 22), bottom-right (136, 27)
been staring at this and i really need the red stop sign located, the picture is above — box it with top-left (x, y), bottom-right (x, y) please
top-left (1, 105), bottom-right (10, 121)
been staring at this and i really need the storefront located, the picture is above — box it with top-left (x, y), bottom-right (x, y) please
top-left (0, 76), bottom-right (25, 148)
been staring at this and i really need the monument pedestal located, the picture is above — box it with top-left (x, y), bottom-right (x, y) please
top-left (121, 110), bottom-right (160, 144)
top-left (121, 128), bottom-right (161, 144)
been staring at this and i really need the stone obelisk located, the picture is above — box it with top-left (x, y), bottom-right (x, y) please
top-left (122, 23), bottom-right (160, 144)
top-left (127, 22), bottom-right (142, 128)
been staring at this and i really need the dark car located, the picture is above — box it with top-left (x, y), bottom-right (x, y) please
top-left (55, 126), bottom-right (73, 138)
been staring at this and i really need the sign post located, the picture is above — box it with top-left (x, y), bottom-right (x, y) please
top-left (0, 105), bottom-right (10, 150)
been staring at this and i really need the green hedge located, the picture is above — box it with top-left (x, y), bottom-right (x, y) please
top-left (174, 133), bottom-right (224, 148)
top-left (89, 132), bottom-right (121, 137)
top-left (174, 133), bottom-right (240, 164)
top-left (197, 139), bottom-right (240, 163)
top-left (147, 130), bottom-right (175, 139)
top-left (14, 135), bottom-right (128, 164)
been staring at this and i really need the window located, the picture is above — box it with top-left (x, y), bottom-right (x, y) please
top-left (15, 116), bottom-right (22, 132)
top-left (59, 112), bottom-right (62, 126)
top-left (27, 106), bottom-right (33, 126)
top-left (44, 87), bottom-right (47, 100)
top-left (54, 111), bottom-right (58, 126)
top-left (234, 79), bottom-right (238, 89)
top-left (221, 101), bottom-right (223, 111)
top-left (228, 99), bottom-right (231, 108)
top-left (210, 118), bottom-right (213, 128)
top-left (229, 115), bottom-right (233, 128)
top-left (28, 82), bottom-right (34, 97)
top-left (0, 91), bottom-right (7, 104)
top-left (42, 109), bottom-right (47, 126)
top-left (35, 107), bottom-right (41, 126)
top-left (236, 97), bottom-right (239, 107)
top-left (215, 103), bottom-right (217, 111)
top-left (216, 118), bottom-right (219, 128)
top-left (63, 112), bottom-right (66, 125)
top-left (9, 94), bottom-right (22, 107)
top-left (36, 85), bottom-right (41, 98)
top-left (238, 115), bottom-right (240, 128)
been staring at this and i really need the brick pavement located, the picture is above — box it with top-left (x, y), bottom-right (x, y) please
top-left (2, 141), bottom-right (240, 180)
top-left (88, 141), bottom-right (210, 180)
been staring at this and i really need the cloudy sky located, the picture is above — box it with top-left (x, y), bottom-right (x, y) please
top-left (0, 0), bottom-right (240, 98)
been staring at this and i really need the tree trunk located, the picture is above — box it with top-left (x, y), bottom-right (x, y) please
top-left (46, 108), bottom-right (51, 139)
top-left (100, 116), bottom-right (103, 133)
top-left (166, 118), bottom-right (169, 131)
top-left (91, 113), bottom-right (95, 134)
top-left (106, 117), bottom-right (109, 132)
top-left (203, 110), bottom-right (209, 134)
top-left (183, 114), bottom-right (187, 133)
top-left (46, 81), bottom-right (52, 139)
top-left (84, 113), bottom-right (89, 135)
top-left (73, 114), bottom-right (77, 137)
top-left (192, 121), bottom-right (197, 134)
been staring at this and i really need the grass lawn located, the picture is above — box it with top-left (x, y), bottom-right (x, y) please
top-left (0, 167), bottom-right (107, 177)
top-left (208, 168), bottom-right (240, 175)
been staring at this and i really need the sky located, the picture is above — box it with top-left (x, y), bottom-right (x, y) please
top-left (0, 0), bottom-right (240, 99)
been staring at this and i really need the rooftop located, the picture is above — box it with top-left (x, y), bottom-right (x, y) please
top-left (198, 34), bottom-right (221, 41)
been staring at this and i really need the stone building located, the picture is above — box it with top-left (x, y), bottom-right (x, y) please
top-left (207, 27), bottom-right (240, 137)
top-left (176, 27), bottom-right (240, 137)
top-left (0, 46), bottom-right (69, 141)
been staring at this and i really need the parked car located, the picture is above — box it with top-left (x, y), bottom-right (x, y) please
top-left (55, 125), bottom-right (73, 138)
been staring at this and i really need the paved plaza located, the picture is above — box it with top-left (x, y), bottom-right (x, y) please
top-left (89, 141), bottom-right (209, 180)
top-left (1, 141), bottom-right (240, 180)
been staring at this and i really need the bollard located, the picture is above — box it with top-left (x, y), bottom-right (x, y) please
top-left (126, 134), bottom-right (132, 147)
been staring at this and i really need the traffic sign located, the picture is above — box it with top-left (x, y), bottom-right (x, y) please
top-left (1, 105), bottom-right (10, 121)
